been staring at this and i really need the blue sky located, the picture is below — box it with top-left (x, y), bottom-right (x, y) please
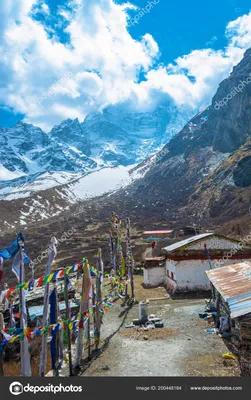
top-left (126, 0), bottom-right (251, 61)
top-left (0, 0), bottom-right (251, 131)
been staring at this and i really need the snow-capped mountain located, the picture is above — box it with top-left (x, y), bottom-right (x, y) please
top-left (81, 103), bottom-right (193, 164)
top-left (0, 121), bottom-right (96, 179)
top-left (0, 103), bottom-right (193, 183)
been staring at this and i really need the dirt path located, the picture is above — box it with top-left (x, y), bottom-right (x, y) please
top-left (81, 277), bottom-right (240, 377)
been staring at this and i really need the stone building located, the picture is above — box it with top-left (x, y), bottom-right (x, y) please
top-left (143, 233), bottom-right (251, 294)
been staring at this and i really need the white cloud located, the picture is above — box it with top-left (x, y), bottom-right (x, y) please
top-left (206, 36), bottom-right (218, 46)
top-left (41, 3), bottom-right (50, 15)
top-left (0, 1), bottom-right (251, 131)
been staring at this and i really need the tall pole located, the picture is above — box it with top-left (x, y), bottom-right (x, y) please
top-left (64, 272), bottom-right (73, 376)
top-left (75, 262), bottom-right (85, 367)
top-left (49, 282), bottom-right (59, 377)
top-left (30, 260), bottom-right (35, 281)
top-left (18, 236), bottom-right (31, 376)
top-left (111, 212), bottom-right (122, 274)
top-left (40, 237), bottom-right (57, 376)
top-left (126, 218), bottom-right (135, 299)
top-left (131, 257), bottom-right (135, 300)
top-left (75, 259), bottom-right (92, 366)
top-left (86, 261), bottom-right (92, 361)
top-left (204, 243), bottom-right (213, 270)
top-left (55, 286), bottom-right (59, 377)
top-left (87, 317), bottom-right (91, 360)
top-left (19, 237), bottom-right (24, 324)
top-left (94, 249), bottom-right (103, 350)
top-left (109, 230), bottom-right (115, 271)
top-left (0, 313), bottom-right (4, 376)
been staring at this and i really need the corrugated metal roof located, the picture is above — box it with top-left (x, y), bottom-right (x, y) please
top-left (162, 233), bottom-right (214, 252)
top-left (206, 262), bottom-right (251, 319)
top-left (144, 230), bottom-right (173, 235)
top-left (28, 301), bottom-right (78, 317)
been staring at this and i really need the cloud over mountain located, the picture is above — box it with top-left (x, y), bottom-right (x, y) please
top-left (0, 0), bottom-right (251, 131)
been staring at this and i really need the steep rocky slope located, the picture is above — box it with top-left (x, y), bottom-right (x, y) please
top-left (120, 48), bottom-right (251, 228)
top-left (1, 49), bottom-right (251, 266)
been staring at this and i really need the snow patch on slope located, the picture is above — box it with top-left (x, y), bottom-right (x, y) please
top-left (0, 171), bottom-right (81, 200)
top-left (63, 166), bottom-right (132, 202)
top-left (0, 165), bottom-right (26, 181)
top-left (5, 165), bottom-right (145, 226)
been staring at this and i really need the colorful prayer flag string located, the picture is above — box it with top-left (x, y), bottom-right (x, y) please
top-left (0, 294), bottom-right (115, 352)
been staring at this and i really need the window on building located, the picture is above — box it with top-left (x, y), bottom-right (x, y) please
top-left (171, 272), bottom-right (174, 280)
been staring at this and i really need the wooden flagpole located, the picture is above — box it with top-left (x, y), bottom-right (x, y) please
top-left (126, 217), bottom-right (135, 299)
top-left (86, 261), bottom-right (92, 360)
top-left (18, 235), bottom-right (24, 326)
top-left (87, 316), bottom-right (91, 360)
top-left (75, 259), bottom-right (91, 366)
top-left (55, 285), bottom-right (59, 377)
top-left (64, 271), bottom-right (73, 376)
top-left (18, 235), bottom-right (31, 376)
top-left (40, 237), bottom-right (57, 376)
top-left (75, 262), bottom-right (85, 367)
top-left (109, 230), bottom-right (115, 271)
top-left (0, 313), bottom-right (4, 376)
top-left (111, 212), bottom-right (123, 274)
top-left (111, 212), bottom-right (126, 300)
top-left (19, 237), bottom-right (25, 373)
top-left (94, 249), bottom-right (103, 350)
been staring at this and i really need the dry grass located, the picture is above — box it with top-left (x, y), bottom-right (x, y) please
top-left (184, 353), bottom-right (241, 377)
top-left (132, 275), bottom-right (169, 303)
top-left (119, 327), bottom-right (178, 340)
top-left (3, 338), bottom-right (52, 377)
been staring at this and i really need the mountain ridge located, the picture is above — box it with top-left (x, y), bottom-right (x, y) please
top-left (0, 103), bottom-right (193, 184)
top-left (1, 49), bottom-right (251, 241)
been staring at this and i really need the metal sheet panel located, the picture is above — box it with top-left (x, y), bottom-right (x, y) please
top-left (162, 233), bottom-right (214, 253)
top-left (206, 262), bottom-right (251, 318)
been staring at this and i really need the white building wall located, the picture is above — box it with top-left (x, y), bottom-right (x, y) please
top-left (174, 260), bottom-right (211, 291)
top-left (143, 266), bottom-right (166, 287)
top-left (165, 257), bottom-right (251, 292)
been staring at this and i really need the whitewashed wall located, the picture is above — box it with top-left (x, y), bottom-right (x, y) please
top-left (165, 257), bottom-right (251, 292)
top-left (143, 266), bottom-right (166, 287)
top-left (171, 259), bottom-right (211, 291)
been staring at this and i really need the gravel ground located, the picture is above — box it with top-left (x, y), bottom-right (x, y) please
top-left (80, 278), bottom-right (240, 377)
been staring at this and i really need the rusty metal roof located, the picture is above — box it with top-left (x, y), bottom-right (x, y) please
top-left (206, 262), bottom-right (251, 318)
